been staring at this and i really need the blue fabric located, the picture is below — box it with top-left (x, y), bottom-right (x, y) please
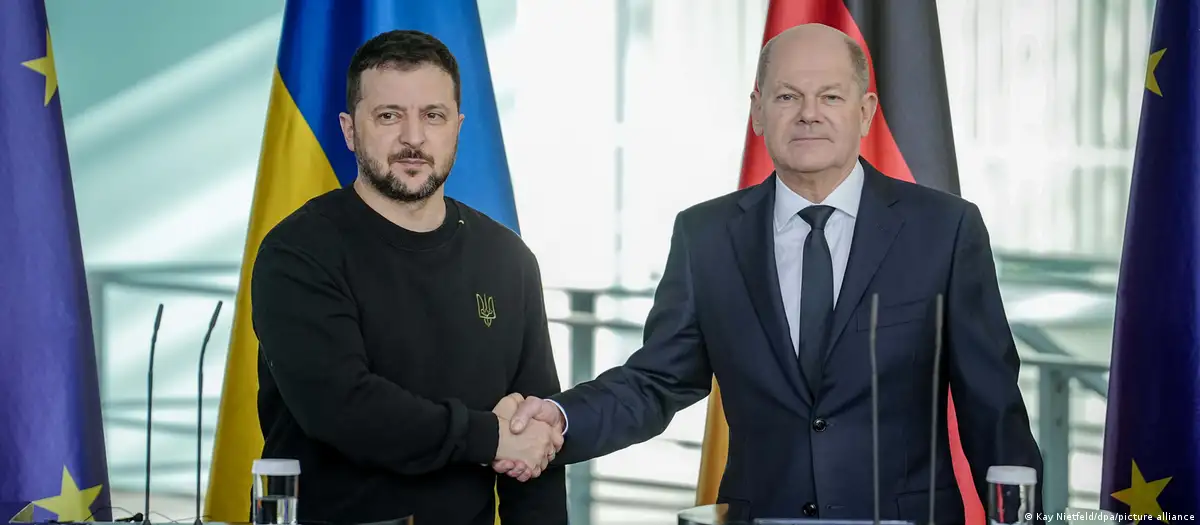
top-left (277, 0), bottom-right (519, 232)
top-left (1101, 0), bottom-right (1200, 519)
top-left (0, 1), bottom-right (111, 521)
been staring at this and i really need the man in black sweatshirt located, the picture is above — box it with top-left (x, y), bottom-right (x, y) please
top-left (252, 30), bottom-right (567, 525)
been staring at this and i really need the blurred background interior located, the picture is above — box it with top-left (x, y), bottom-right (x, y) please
top-left (49, 0), bottom-right (1149, 523)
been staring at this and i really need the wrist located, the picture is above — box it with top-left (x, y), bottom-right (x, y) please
top-left (465, 410), bottom-right (501, 465)
top-left (546, 398), bottom-right (569, 435)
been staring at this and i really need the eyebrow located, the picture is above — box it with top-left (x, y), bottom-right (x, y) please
top-left (777, 81), bottom-right (845, 93)
top-left (371, 103), bottom-right (451, 113)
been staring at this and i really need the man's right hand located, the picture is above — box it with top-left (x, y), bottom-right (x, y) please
top-left (495, 415), bottom-right (558, 482)
top-left (508, 395), bottom-right (564, 433)
top-left (492, 396), bottom-right (565, 480)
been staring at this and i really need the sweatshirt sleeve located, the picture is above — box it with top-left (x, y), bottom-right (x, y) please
top-left (252, 237), bottom-right (500, 474)
top-left (496, 253), bottom-right (568, 524)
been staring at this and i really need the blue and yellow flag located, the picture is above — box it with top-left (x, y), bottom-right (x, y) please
top-left (0, 1), bottom-right (112, 522)
top-left (204, 0), bottom-right (519, 520)
top-left (1101, 0), bottom-right (1200, 520)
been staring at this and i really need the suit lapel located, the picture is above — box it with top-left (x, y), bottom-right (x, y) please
top-left (825, 165), bottom-right (902, 358)
top-left (728, 176), bottom-right (812, 407)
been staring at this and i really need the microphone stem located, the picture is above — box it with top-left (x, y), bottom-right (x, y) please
top-left (145, 304), bottom-right (163, 525)
top-left (869, 294), bottom-right (880, 525)
top-left (196, 363), bottom-right (202, 524)
top-left (195, 301), bottom-right (222, 525)
top-left (929, 294), bottom-right (943, 525)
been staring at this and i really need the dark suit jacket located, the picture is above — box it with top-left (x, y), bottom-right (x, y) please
top-left (551, 160), bottom-right (1043, 522)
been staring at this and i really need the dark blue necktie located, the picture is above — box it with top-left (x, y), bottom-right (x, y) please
top-left (797, 205), bottom-right (836, 396)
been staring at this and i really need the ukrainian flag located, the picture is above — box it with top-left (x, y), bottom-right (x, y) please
top-left (204, 0), bottom-right (518, 521)
top-left (1100, 0), bottom-right (1200, 520)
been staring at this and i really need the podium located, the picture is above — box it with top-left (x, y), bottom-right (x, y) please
top-left (10, 521), bottom-right (413, 525)
top-left (8, 519), bottom-right (413, 525)
top-left (677, 504), bottom-right (736, 524)
top-left (676, 504), bottom-right (915, 525)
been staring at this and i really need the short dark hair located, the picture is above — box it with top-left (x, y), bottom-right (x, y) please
top-left (345, 30), bottom-right (461, 113)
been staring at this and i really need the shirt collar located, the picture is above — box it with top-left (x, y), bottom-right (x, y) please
top-left (773, 160), bottom-right (865, 231)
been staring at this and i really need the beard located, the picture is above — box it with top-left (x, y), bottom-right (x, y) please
top-left (354, 132), bottom-right (455, 203)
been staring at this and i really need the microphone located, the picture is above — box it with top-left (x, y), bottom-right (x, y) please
top-left (196, 301), bottom-right (223, 525)
top-left (928, 294), bottom-right (944, 525)
top-left (145, 304), bottom-right (164, 525)
top-left (868, 294), bottom-right (880, 525)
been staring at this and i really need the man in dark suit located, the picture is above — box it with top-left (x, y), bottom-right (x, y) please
top-left (495, 23), bottom-right (1043, 522)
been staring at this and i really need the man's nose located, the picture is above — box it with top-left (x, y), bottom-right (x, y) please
top-left (798, 96), bottom-right (821, 123)
top-left (400, 117), bottom-right (426, 146)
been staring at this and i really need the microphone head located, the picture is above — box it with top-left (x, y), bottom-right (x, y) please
top-left (206, 300), bottom-right (222, 332)
top-left (149, 304), bottom-right (164, 360)
top-left (869, 294), bottom-right (879, 343)
top-left (210, 300), bottom-right (223, 324)
top-left (198, 300), bottom-right (223, 361)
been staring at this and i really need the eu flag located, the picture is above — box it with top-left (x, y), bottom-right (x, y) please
top-left (1100, 0), bottom-right (1200, 520)
top-left (0, 1), bottom-right (112, 522)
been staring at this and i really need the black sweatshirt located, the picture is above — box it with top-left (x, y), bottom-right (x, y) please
top-left (253, 187), bottom-right (567, 525)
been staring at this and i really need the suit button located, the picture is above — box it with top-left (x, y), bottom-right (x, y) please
top-left (802, 503), bottom-right (818, 516)
top-left (812, 418), bottom-right (827, 432)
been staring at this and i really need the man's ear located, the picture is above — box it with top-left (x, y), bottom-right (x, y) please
top-left (339, 112), bottom-right (355, 151)
top-left (859, 91), bottom-right (878, 138)
top-left (750, 90), bottom-right (765, 136)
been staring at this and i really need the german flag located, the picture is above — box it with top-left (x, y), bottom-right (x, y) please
top-left (698, 0), bottom-right (978, 522)
top-left (736, 0), bottom-right (959, 192)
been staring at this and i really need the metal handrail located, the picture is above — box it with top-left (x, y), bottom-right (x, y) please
top-left (1019, 351), bottom-right (1110, 374)
top-left (88, 254), bottom-right (1114, 521)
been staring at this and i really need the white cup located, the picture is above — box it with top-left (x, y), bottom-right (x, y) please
top-left (251, 459), bottom-right (300, 525)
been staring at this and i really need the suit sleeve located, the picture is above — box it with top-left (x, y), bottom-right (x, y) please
top-left (550, 213), bottom-right (713, 464)
top-left (496, 253), bottom-right (568, 525)
top-left (945, 203), bottom-right (1044, 512)
top-left (252, 239), bottom-right (500, 475)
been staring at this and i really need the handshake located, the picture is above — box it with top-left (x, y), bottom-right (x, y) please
top-left (490, 393), bottom-right (565, 482)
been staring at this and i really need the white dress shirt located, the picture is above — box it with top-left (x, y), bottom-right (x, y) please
top-left (551, 161), bottom-right (866, 434)
top-left (773, 161), bottom-right (864, 354)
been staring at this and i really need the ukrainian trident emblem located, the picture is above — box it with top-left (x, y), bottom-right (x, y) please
top-left (476, 293), bottom-right (496, 327)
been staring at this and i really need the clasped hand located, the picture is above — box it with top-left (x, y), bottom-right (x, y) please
top-left (491, 393), bottom-right (564, 482)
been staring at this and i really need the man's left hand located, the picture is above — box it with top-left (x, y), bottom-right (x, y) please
top-left (493, 392), bottom-right (525, 419)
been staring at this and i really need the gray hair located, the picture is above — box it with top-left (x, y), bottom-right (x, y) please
top-left (755, 32), bottom-right (870, 95)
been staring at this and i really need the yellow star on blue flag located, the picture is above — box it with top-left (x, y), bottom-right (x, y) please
top-left (0, 1), bottom-right (113, 522)
top-left (19, 28), bottom-right (57, 106)
top-left (8, 503), bottom-right (35, 523)
top-left (1101, 0), bottom-right (1200, 519)
top-left (1145, 48), bottom-right (1164, 96)
top-left (31, 466), bottom-right (104, 522)
top-left (1110, 461), bottom-right (1171, 523)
